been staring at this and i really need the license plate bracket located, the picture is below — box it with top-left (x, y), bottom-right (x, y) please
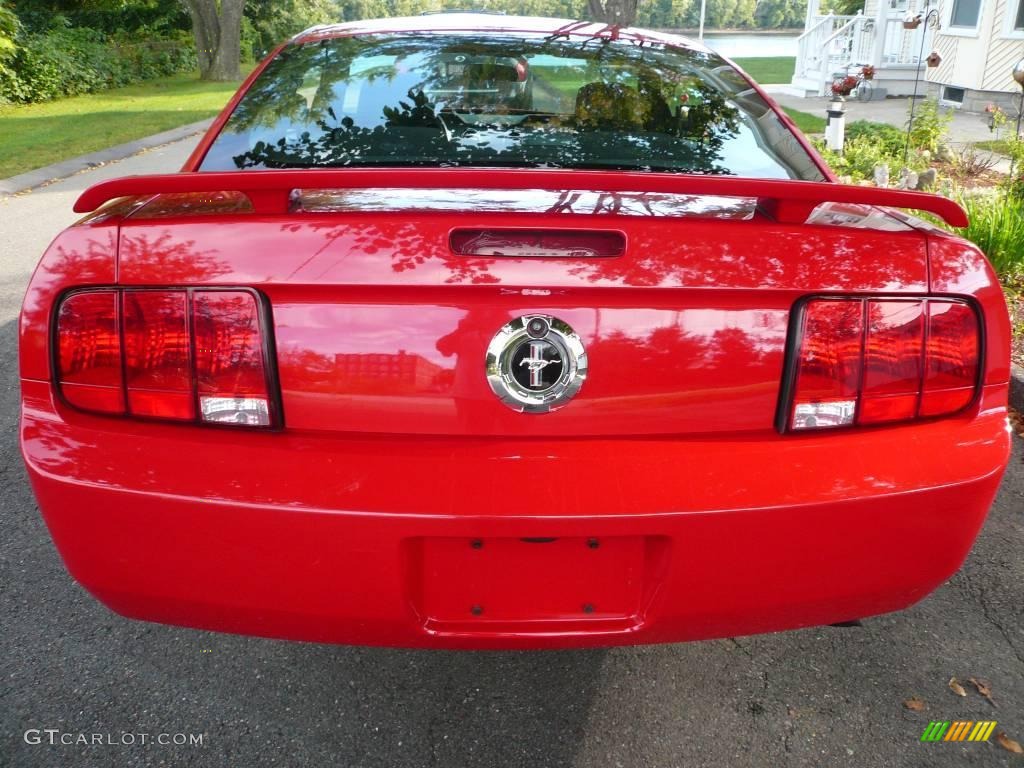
top-left (414, 536), bottom-right (649, 632)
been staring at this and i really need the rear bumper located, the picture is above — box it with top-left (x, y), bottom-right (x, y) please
top-left (21, 380), bottom-right (1011, 649)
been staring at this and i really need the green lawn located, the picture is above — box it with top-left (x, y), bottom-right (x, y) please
top-left (973, 139), bottom-right (1012, 154)
top-left (733, 57), bottom-right (796, 85)
top-left (0, 70), bottom-right (251, 178)
top-left (782, 106), bottom-right (826, 135)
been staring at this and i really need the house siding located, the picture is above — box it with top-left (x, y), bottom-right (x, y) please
top-left (927, 0), bottom-right (1024, 98)
top-left (982, 0), bottom-right (1024, 90)
top-left (927, 7), bottom-right (961, 88)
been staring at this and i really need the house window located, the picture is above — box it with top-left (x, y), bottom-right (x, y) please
top-left (942, 86), bottom-right (966, 103)
top-left (949, 0), bottom-right (982, 27)
top-left (1015, 0), bottom-right (1024, 30)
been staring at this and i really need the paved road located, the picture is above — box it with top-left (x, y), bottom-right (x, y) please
top-left (1, 142), bottom-right (1023, 768)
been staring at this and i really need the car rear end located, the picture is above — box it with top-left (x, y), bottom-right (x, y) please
top-left (19, 17), bottom-right (1012, 649)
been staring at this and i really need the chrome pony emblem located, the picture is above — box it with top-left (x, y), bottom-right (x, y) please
top-left (518, 341), bottom-right (561, 386)
top-left (485, 315), bottom-right (587, 413)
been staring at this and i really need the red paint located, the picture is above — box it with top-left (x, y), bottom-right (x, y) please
top-left (19, 378), bottom-right (1010, 648)
top-left (18, 17), bottom-right (1012, 648)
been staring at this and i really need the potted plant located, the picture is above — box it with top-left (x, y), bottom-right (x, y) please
top-left (830, 75), bottom-right (859, 99)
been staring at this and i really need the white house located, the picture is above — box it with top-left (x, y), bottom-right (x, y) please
top-left (926, 0), bottom-right (1024, 109)
top-left (791, 0), bottom-right (1024, 110)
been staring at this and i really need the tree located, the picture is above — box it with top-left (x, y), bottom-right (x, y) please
top-left (244, 0), bottom-right (337, 58)
top-left (183, 0), bottom-right (244, 81)
top-left (753, 0), bottom-right (806, 29)
top-left (586, 0), bottom-right (639, 25)
top-left (0, 2), bottom-right (18, 58)
top-left (821, 0), bottom-right (865, 13)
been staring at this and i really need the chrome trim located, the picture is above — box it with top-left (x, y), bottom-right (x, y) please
top-left (485, 314), bottom-right (587, 413)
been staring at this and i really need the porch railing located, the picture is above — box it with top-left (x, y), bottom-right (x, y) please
top-left (795, 13), bottom-right (860, 87)
top-left (794, 3), bottom-right (934, 95)
top-left (795, 12), bottom-right (873, 96)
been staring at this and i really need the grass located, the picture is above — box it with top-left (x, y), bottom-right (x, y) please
top-left (0, 69), bottom-right (252, 178)
top-left (973, 139), bottom-right (1013, 155)
top-left (733, 57), bottom-right (796, 85)
top-left (782, 106), bottom-right (826, 135)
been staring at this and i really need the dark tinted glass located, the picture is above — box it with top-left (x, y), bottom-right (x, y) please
top-left (950, 0), bottom-right (981, 27)
top-left (201, 33), bottom-right (824, 180)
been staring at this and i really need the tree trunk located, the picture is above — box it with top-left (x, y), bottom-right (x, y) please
top-left (586, 0), bottom-right (640, 26)
top-left (184, 0), bottom-right (245, 81)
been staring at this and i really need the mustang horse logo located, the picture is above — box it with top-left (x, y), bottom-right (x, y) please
top-left (519, 341), bottom-right (561, 388)
top-left (485, 314), bottom-right (587, 414)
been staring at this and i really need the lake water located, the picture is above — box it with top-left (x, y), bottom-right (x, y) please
top-left (693, 33), bottom-right (800, 58)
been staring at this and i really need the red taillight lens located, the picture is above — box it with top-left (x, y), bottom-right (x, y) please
top-left (859, 300), bottom-right (924, 424)
top-left (124, 290), bottom-right (194, 419)
top-left (193, 291), bottom-right (271, 426)
top-left (920, 301), bottom-right (980, 416)
top-left (790, 299), bottom-right (863, 429)
top-left (55, 288), bottom-right (277, 427)
top-left (786, 297), bottom-right (979, 431)
top-left (56, 290), bottom-right (124, 414)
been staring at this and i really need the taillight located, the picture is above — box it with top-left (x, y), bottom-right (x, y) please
top-left (920, 301), bottom-right (979, 417)
top-left (192, 291), bottom-right (271, 426)
top-left (123, 290), bottom-right (193, 420)
top-left (55, 288), bottom-right (278, 427)
top-left (56, 291), bottom-right (124, 414)
top-left (784, 297), bottom-right (979, 431)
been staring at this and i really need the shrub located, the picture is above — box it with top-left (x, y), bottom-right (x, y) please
top-left (0, 22), bottom-right (195, 104)
top-left (954, 144), bottom-right (1000, 179)
top-left (1000, 136), bottom-right (1024, 198)
top-left (906, 98), bottom-right (952, 154)
top-left (0, 2), bottom-right (16, 57)
top-left (845, 120), bottom-right (906, 157)
top-left (957, 191), bottom-right (1024, 282)
top-left (820, 135), bottom-right (892, 180)
top-left (816, 109), bottom-right (950, 183)
top-left (0, 1), bottom-right (18, 104)
top-left (815, 134), bottom-right (930, 183)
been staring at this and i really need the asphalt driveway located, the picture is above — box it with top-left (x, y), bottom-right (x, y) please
top-left (1, 142), bottom-right (1022, 768)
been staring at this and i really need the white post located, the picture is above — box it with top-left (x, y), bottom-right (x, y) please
top-left (871, 0), bottom-right (888, 69)
top-left (699, 0), bottom-right (707, 42)
top-left (806, 0), bottom-right (821, 26)
top-left (826, 97), bottom-right (846, 151)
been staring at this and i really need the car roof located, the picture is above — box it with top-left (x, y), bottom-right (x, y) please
top-left (291, 12), bottom-right (713, 56)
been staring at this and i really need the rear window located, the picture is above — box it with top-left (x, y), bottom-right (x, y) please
top-left (200, 33), bottom-right (824, 180)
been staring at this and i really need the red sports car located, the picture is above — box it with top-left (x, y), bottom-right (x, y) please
top-left (19, 14), bottom-right (1011, 649)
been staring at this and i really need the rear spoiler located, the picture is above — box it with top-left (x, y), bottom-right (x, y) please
top-left (73, 169), bottom-right (969, 228)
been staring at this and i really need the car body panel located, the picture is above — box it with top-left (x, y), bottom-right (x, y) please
top-left (21, 378), bottom-right (1010, 648)
top-left (18, 16), bottom-right (1012, 648)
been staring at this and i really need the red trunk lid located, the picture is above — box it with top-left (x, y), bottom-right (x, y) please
top-left (118, 193), bottom-right (928, 436)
